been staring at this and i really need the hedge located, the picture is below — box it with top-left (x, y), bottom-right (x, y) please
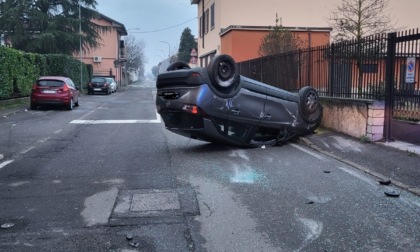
top-left (0, 46), bottom-right (91, 100)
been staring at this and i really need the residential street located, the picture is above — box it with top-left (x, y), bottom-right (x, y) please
top-left (0, 81), bottom-right (419, 251)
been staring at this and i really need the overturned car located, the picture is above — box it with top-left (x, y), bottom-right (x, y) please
top-left (155, 54), bottom-right (322, 147)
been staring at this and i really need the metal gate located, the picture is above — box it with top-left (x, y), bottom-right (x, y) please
top-left (384, 30), bottom-right (420, 143)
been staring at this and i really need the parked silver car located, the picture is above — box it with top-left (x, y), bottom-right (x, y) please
top-left (106, 77), bottom-right (117, 93)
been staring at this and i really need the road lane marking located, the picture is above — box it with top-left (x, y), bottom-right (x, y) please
top-left (37, 137), bottom-right (50, 143)
top-left (290, 143), bottom-right (325, 161)
top-left (54, 129), bottom-right (63, 134)
top-left (20, 147), bottom-right (35, 154)
top-left (70, 109), bottom-right (161, 124)
top-left (70, 119), bottom-right (161, 124)
top-left (0, 160), bottom-right (14, 170)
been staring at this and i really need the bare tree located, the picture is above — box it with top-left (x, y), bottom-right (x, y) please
top-left (327, 0), bottom-right (401, 95)
top-left (124, 35), bottom-right (146, 80)
top-left (327, 0), bottom-right (399, 41)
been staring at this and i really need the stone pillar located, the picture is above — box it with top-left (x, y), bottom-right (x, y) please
top-left (367, 101), bottom-right (385, 141)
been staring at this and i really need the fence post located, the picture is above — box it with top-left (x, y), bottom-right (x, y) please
top-left (329, 43), bottom-right (335, 96)
top-left (384, 32), bottom-right (397, 141)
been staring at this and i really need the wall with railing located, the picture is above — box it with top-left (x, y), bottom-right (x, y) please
top-left (237, 29), bottom-right (420, 141)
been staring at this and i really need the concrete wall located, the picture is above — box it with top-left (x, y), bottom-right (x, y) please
top-left (320, 98), bottom-right (385, 142)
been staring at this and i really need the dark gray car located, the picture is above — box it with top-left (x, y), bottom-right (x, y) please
top-left (156, 54), bottom-right (322, 147)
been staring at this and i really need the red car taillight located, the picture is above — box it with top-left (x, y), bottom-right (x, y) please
top-left (32, 83), bottom-right (38, 93)
top-left (182, 104), bottom-right (200, 115)
top-left (59, 84), bottom-right (69, 93)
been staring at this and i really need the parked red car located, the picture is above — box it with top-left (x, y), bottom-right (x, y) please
top-left (30, 76), bottom-right (80, 110)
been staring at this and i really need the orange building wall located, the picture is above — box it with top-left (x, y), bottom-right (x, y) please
top-left (221, 29), bottom-right (330, 62)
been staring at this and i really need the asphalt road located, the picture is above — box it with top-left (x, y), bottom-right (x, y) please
top-left (0, 81), bottom-right (419, 251)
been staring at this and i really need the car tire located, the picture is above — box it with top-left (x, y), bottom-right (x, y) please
top-left (298, 86), bottom-right (322, 124)
top-left (167, 61), bottom-right (191, 71)
top-left (75, 97), bottom-right (79, 107)
top-left (67, 98), bottom-right (74, 110)
top-left (30, 102), bottom-right (36, 110)
top-left (207, 54), bottom-right (237, 89)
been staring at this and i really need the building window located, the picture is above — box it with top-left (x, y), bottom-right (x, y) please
top-left (205, 9), bottom-right (209, 34)
top-left (199, 16), bottom-right (202, 38)
top-left (210, 3), bottom-right (215, 29)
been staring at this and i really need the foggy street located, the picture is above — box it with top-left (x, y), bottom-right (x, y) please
top-left (0, 81), bottom-right (419, 251)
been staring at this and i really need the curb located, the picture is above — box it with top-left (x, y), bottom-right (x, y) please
top-left (297, 136), bottom-right (420, 197)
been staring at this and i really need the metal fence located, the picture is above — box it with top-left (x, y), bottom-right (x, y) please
top-left (237, 29), bottom-right (420, 121)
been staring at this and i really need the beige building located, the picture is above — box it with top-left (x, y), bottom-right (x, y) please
top-left (191, 0), bottom-right (420, 66)
top-left (81, 13), bottom-right (127, 85)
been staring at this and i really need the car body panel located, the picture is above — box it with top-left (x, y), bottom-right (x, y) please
top-left (156, 56), bottom-right (322, 147)
top-left (88, 77), bottom-right (111, 94)
top-left (31, 76), bottom-right (79, 109)
top-left (227, 87), bottom-right (265, 125)
top-left (105, 77), bottom-right (117, 92)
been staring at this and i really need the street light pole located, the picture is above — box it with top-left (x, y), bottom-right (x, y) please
top-left (159, 41), bottom-right (170, 58)
top-left (79, 2), bottom-right (83, 90)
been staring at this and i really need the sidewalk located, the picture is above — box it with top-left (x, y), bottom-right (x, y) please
top-left (298, 128), bottom-right (420, 196)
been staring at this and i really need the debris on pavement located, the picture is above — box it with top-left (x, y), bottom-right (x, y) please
top-left (1, 223), bottom-right (15, 229)
top-left (384, 191), bottom-right (400, 197)
top-left (378, 179), bottom-right (392, 185)
top-left (129, 241), bottom-right (140, 248)
top-left (126, 232), bottom-right (133, 240)
top-left (306, 201), bottom-right (315, 205)
top-left (323, 170), bottom-right (331, 173)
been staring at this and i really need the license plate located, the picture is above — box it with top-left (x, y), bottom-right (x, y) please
top-left (94, 88), bottom-right (101, 91)
top-left (43, 90), bottom-right (56, 94)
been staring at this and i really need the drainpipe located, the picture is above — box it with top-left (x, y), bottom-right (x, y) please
top-left (202, 0), bottom-right (205, 49)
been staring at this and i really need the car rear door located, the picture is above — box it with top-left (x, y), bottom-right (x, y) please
top-left (261, 87), bottom-right (299, 128)
top-left (227, 86), bottom-right (266, 126)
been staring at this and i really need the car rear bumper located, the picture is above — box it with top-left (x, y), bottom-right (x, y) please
top-left (88, 86), bottom-right (109, 93)
top-left (31, 94), bottom-right (71, 106)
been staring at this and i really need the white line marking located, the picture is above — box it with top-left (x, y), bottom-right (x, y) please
top-left (290, 143), bottom-right (325, 161)
top-left (20, 147), bottom-right (35, 154)
top-left (337, 166), bottom-right (376, 187)
top-left (37, 137), bottom-right (50, 143)
top-left (71, 109), bottom-right (162, 124)
top-left (0, 160), bottom-right (14, 170)
top-left (70, 119), bottom-right (161, 124)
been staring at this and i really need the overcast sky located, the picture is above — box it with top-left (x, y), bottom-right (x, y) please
top-left (94, 0), bottom-right (420, 76)
top-left (95, 0), bottom-right (198, 75)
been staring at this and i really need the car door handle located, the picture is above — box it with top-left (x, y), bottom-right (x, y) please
top-left (263, 114), bottom-right (272, 120)
top-left (231, 109), bottom-right (240, 115)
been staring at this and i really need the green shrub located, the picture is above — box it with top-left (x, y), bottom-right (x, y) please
top-left (0, 46), bottom-right (89, 100)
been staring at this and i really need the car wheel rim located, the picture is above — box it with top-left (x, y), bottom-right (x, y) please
top-left (218, 61), bottom-right (233, 80)
top-left (306, 91), bottom-right (318, 112)
top-left (215, 61), bottom-right (236, 88)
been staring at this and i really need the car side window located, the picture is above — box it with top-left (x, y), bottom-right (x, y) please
top-left (67, 79), bottom-right (75, 88)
